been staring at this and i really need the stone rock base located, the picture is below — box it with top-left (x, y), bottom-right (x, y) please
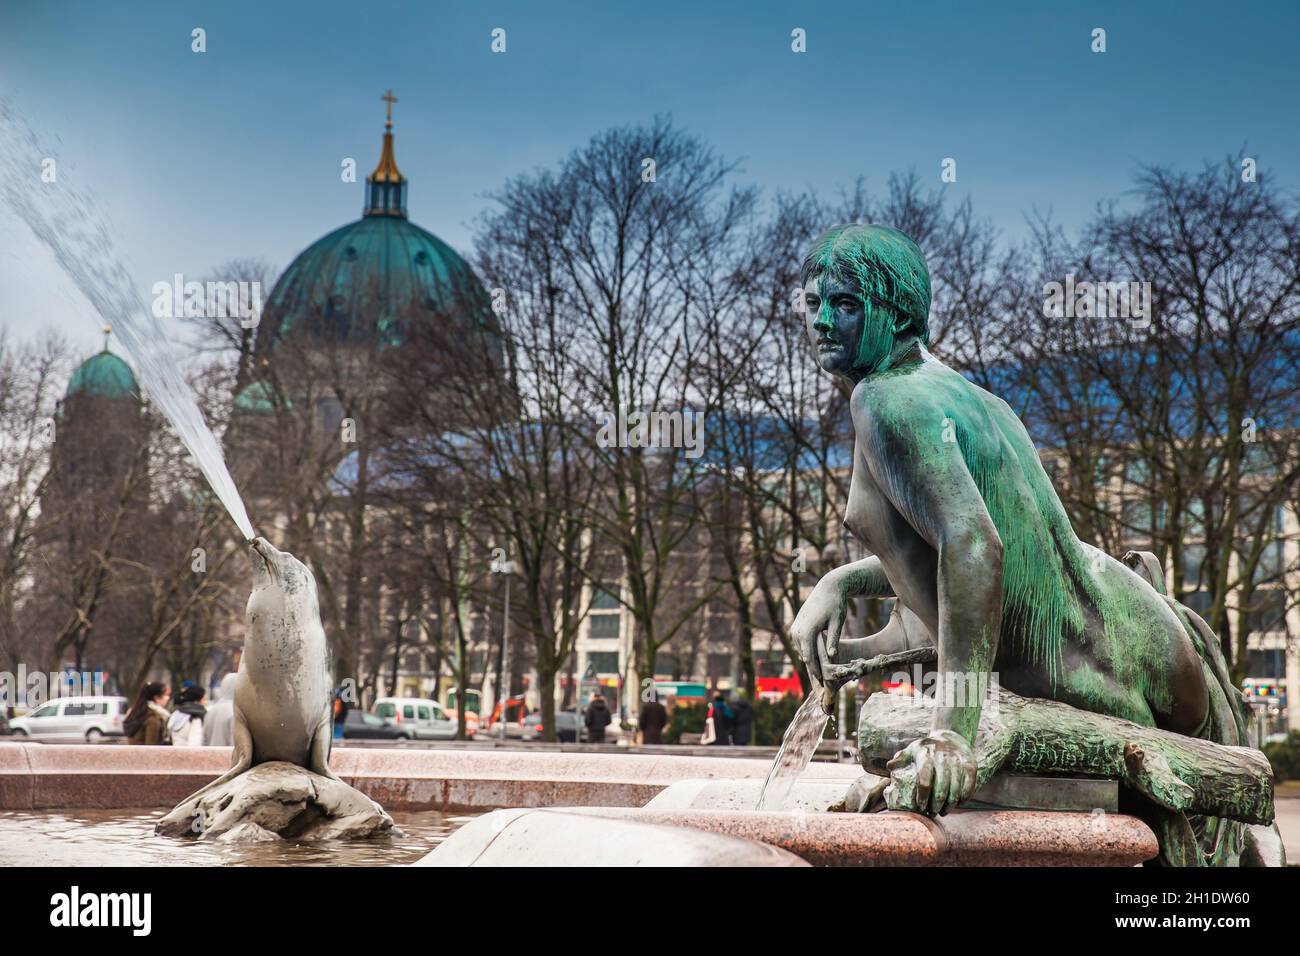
top-left (155, 761), bottom-right (395, 842)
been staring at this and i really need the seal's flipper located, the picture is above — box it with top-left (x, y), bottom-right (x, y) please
top-left (307, 705), bottom-right (342, 782)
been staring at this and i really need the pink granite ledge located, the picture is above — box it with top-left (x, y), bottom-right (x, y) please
top-left (566, 807), bottom-right (1158, 866)
top-left (0, 742), bottom-right (859, 812)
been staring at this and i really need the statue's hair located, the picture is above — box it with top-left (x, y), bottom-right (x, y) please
top-left (800, 223), bottom-right (932, 351)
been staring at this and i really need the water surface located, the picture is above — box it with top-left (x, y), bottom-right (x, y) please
top-left (0, 808), bottom-right (476, 866)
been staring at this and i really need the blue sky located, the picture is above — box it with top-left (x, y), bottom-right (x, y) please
top-left (2, 0), bottom-right (1297, 356)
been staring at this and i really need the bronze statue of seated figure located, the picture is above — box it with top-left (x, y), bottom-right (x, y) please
top-left (790, 224), bottom-right (1280, 866)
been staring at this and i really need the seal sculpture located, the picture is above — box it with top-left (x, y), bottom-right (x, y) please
top-left (157, 538), bottom-right (394, 842)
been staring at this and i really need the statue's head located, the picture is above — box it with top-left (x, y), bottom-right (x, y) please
top-left (800, 224), bottom-right (931, 379)
top-left (248, 536), bottom-right (316, 601)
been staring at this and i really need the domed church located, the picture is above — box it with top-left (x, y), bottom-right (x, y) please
top-left (55, 328), bottom-right (147, 486)
top-left (253, 91), bottom-right (498, 354)
top-left (226, 94), bottom-right (504, 694)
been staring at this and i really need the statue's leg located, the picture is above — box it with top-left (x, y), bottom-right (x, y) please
top-left (1138, 592), bottom-right (1270, 866)
top-left (1242, 823), bottom-right (1287, 867)
top-left (836, 611), bottom-right (928, 812)
top-left (832, 606), bottom-right (922, 664)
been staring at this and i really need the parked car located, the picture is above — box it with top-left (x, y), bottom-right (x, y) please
top-left (341, 710), bottom-right (411, 740)
top-left (372, 697), bottom-right (464, 740)
top-left (7, 696), bottom-right (128, 742)
top-left (521, 709), bottom-right (584, 743)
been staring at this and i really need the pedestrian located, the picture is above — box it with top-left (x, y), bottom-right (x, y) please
top-left (168, 684), bottom-right (206, 746)
top-left (638, 693), bottom-right (669, 745)
top-left (332, 690), bottom-right (351, 740)
top-left (585, 692), bottom-right (612, 743)
top-left (707, 691), bottom-right (733, 746)
top-left (124, 682), bottom-right (172, 745)
top-left (730, 690), bottom-right (754, 746)
top-left (203, 673), bottom-right (239, 746)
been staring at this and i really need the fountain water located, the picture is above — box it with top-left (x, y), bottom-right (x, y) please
top-left (0, 103), bottom-right (255, 541)
top-left (757, 690), bottom-right (830, 810)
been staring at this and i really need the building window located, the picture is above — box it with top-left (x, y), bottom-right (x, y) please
top-left (1247, 648), bottom-right (1286, 679)
top-left (654, 653), bottom-right (679, 678)
top-left (590, 585), bottom-right (620, 610)
top-left (586, 651), bottom-right (619, 675)
top-left (706, 653), bottom-right (733, 684)
top-left (1247, 590), bottom-right (1288, 636)
top-left (1252, 539), bottom-right (1285, 587)
top-left (755, 650), bottom-right (789, 678)
top-left (589, 614), bottom-right (621, 640)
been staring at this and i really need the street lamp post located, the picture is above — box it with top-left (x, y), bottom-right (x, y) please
top-left (496, 559), bottom-right (515, 741)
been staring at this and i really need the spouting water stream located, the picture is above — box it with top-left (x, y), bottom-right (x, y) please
top-left (1, 103), bottom-right (256, 541)
top-left (757, 690), bottom-right (830, 810)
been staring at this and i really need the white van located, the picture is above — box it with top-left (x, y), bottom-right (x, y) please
top-left (371, 697), bottom-right (463, 739)
top-left (9, 696), bottom-right (129, 742)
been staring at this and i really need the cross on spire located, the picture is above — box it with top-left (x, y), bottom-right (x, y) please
top-left (382, 89), bottom-right (398, 129)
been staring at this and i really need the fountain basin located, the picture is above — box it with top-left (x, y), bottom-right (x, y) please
top-left (531, 806), bottom-right (1157, 866)
top-left (0, 742), bottom-right (860, 812)
top-left (0, 742), bottom-right (1159, 866)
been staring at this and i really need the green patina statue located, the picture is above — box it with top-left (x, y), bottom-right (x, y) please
top-left (792, 223), bottom-right (1280, 866)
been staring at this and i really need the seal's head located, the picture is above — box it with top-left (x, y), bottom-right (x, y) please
top-left (249, 536), bottom-right (316, 599)
top-left (800, 224), bottom-right (931, 380)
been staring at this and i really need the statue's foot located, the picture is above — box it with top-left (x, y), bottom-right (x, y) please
top-left (827, 773), bottom-right (888, 813)
top-left (1242, 822), bottom-right (1287, 867)
top-left (884, 731), bottom-right (977, 816)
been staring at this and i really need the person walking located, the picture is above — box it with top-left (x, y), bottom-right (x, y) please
top-left (168, 684), bottom-right (206, 746)
top-left (707, 691), bottom-right (733, 746)
top-left (332, 690), bottom-right (351, 740)
top-left (203, 673), bottom-right (239, 746)
top-left (730, 690), bottom-right (755, 746)
top-left (638, 694), bottom-right (669, 745)
top-left (585, 692), bottom-right (612, 743)
top-left (124, 682), bottom-right (172, 745)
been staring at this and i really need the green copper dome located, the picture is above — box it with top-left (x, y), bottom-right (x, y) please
top-left (261, 214), bottom-right (495, 346)
top-left (258, 109), bottom-right (496, 348)
top-left (66, 350), bottom-right (139, 400)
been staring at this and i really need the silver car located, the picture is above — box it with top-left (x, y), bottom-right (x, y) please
top-left (371, 697), bottom-right (459, 739)
top-left (8, 696), bottom-right (128, 742)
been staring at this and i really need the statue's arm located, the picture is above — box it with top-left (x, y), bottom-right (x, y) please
top-left (854, 398), bottom-right (1003, 745)
top-left (829, 555), bottom-right (894, 600)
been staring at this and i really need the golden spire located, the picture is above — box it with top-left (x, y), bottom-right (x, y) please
top-left (370, 89), bottom-right (403, 184)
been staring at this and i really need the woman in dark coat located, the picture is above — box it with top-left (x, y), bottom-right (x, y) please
top-left (124, 681), bottom-right (172, 745)
top-left (584, 693), bottom-right (613, 743)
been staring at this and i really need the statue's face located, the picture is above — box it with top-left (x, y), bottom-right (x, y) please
top-left (803, 271), bottom-right (865, 379)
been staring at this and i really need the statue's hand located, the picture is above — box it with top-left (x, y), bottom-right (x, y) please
top-left (884, 730), bottom-right (977, 816)
top-left (790, 570), bottom-right (852, 683)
